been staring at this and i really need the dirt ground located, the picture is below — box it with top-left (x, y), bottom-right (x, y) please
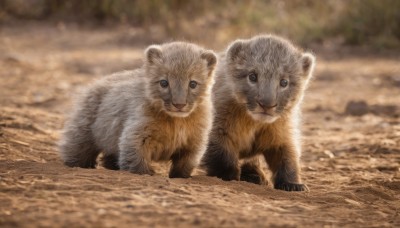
top-left (0, 24), bottom-right (399, 227)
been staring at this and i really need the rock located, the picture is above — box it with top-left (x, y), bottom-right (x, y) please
top-left (345, 100), bottom-right (369, 116)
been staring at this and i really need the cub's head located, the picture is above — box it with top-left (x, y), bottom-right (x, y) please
top-left (144, 42), bottom-right (217, 118)
top-left (225, 35), bottom-right (316, 123)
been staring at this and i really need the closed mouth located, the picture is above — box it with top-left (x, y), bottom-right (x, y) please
top-left (165, 106), bottom-right (189, 113)
top-left (166, 109), bottom-right (191, 116)
top-left (253, 111), bottom-right (274, 116)
top-left (168, 110), bottom-right (188, 113)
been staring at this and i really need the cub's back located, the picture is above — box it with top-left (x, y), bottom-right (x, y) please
top-left (91, 69), bottom-right (148, 152)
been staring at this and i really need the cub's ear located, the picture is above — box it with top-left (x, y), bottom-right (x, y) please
top-left (226, 39), bottom-right (246, 62)
top-left (201, 50), bottom-right (217, 70)
top-left (145, 45), bottom-right (163, 65)
top-left (301, 52), bottom-right (316, 79)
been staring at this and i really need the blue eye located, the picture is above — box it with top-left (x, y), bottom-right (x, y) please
top-left (248, 73), bottom-right (257, 82)
top-left (160, 80), bottom-right (169, 88)
top-left (280, 79), bottom-right (288, 87)
top-left (189, 81), bottom-right (198, 89)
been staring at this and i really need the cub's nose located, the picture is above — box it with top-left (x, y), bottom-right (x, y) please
top-left (173, 103), bottom-right (186, 110)
top-left (257, 101), bottom-right (277, 110)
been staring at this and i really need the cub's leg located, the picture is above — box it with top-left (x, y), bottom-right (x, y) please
top-left (263, 145), bottom-right (308, 191)
top-left (59, 84), bottom-right (106, 168)
top-left (119, 148), bottom-right (155, 175)
top-left (202, 141), bottom-right (240, 181)
top-left (59, 126), bottom-right (100, 168)
top-left (169, 133), bottom-right (209, 178)
top-left (59, 111), bottom-right (100, 168)
top-left (101, 153), bottom-right (119, 170)
top-left (169, 147), bottom-right (197, 178)
top-left (118, 123), bottom-right (156, 175)
top-left (240, 157), bottom-right (268, 185)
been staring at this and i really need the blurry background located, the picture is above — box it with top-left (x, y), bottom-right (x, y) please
top-left (1, 0), bottom-right (400, 50)
top-left (1, 1), bottom-right (400, 227)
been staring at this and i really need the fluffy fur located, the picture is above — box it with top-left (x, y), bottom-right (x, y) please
top-left (201, 35), bottom-right (315, 191)
top-left (59, 42), bottom-right (217, 178)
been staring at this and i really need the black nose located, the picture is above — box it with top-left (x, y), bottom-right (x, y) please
top-left (173, 103), bottom-right (186, 109)
top-left (257, 101), bottom-right (277, 109)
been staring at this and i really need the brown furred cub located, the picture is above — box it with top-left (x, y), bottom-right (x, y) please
top-left (201, 35), bottom-right (315, 191)
top-left (59, 42), bottom-right (217, 178)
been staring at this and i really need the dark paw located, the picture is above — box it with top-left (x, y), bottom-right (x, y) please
top-left (169, 167), bottom-right (192, 179)
top-left (130, 166), bottom-right (155, 175)
top-left (274, 182), bottom-right (309, 192)
top-left (205, 167), bottom-right (239, 181)
top-left (102, 154), bottom-right (119, 170)
top-left (146, 168), bottom-right (156, 176)
top-left (169, 164), bottom-right (194, 178)
top-left (240, 173), bottom-right (268, 185)
top-left (206, 171), bottom-right (239, 181)
top-left (64, 160), bottom-right (96, 169)
top-left (169, 172), bottom-right (191, 179)
top-left (217, 175), bottom-right (240, 181)
top-left (240, 163), bottom-right (268, 185)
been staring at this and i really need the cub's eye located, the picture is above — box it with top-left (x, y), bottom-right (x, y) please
top-left (280, 79), bottom-right (288, 88)
top-left (248, 73), bottom-right (258, 83)
top-left (189, 80), bottom-right (198, 89)
top-left (159, 80), bottom-right (169, 88)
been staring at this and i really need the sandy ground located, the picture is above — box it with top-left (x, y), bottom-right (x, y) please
top-left (0, 24), bottom-right (399, 227)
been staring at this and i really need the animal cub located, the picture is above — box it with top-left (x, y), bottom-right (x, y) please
top-left (201, 35), bottom-right (315, 191)
top-left (59, 42), bottom-right (217, 178)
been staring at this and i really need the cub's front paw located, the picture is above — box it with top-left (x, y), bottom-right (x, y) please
top-left (130, 165), bottom-right (155, 176)
top-left (206, 166), bottom-right (240, 181)
top-left (240, 164), bottom-right (268, 185)
top-left (215, 170), bottom-right (240, 181)
top-left (169, 167), bottom-right (192, 178)
top-left (169, 172), bottom-right (191, 179)
top-left (274, 182), bottom-right (309, 192)
top-left (240, 173), bottom-right (268, 185)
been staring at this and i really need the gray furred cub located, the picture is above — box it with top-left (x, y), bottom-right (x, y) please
top-left (59, 42), bottom-right (217, 178)
top-left (201, 35), bottom-right (315, 191)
